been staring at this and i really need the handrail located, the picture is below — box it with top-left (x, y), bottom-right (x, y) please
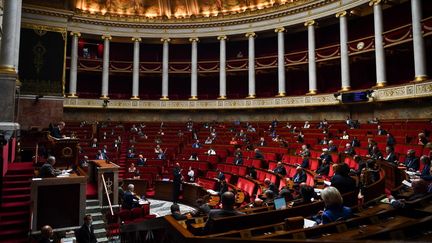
top-left (101, 173), bottom-right (114, 216)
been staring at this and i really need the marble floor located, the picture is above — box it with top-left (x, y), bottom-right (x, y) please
top-left (148, 199), bottom-right (196, 217)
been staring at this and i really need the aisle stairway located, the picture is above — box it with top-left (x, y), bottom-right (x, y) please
top-left (0, 162), bottom-right (33, 242)
top-left (84, 199), bottom-right (109, 243)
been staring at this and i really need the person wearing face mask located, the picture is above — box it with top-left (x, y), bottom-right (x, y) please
top-left (75, 214), bottom-right (97, 243)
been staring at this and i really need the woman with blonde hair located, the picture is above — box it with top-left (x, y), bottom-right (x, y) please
top-left (320, 186), bottom-right (352, 224)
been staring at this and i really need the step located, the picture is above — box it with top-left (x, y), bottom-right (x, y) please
top-left (3, 174), bottom-right (34, 181)
top-left (85, 205), bottom-right (102, 214)
top-left (1, 201), bottom-right (31, 210)
top-left (89, 212), bottom-right (104, 221)
top-left (2, 194), bottom-right (31, 203)
top-left (94, 228), bottom-right (107, 238)
top-left (2, 187), bottom-right (31, 195)
top-left (3, 180), bottom-right (31, 187)
top-left (0, 228), bottom-right (29, 238)
top-left (86, 199), bottom-right (100, 207)
top-left (0, 218), bottom-right (29, 227)
top-left (0, 210), bottom-right (29, 219)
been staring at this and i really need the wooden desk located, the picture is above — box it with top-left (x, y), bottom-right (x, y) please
top-left (31, 176), bottom-right (86, 231)
top-left (154, 181), bottom-right (208, 206)
top-left (88, 160), bottom-right (120, 206)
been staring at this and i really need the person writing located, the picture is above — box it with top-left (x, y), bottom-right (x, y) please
top-left (39, 156), bottom-right (61, 178)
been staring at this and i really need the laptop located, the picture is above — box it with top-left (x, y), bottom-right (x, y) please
top-left (274, 197), bottom-right (287, 210)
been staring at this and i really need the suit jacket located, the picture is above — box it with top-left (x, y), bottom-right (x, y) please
top-left (316, 163), bottom-right (330, 176)
top-left (330, 174), bottom-right (357, 194)
top-left (293, 171), bottom-right (307, 184)
top-left (39, 163), bottom-right (58, 178)
top-left (420, 164), bottom-right (432, 181)
top-left (273, 166), bottom-right (287, 176)
top-left (385, 152), bottom-right (397, 163)
top-left (404, 156), bottom-right (420, 171)
top-left (75, 224), bottom-right (97, 243)
top-left (122, 191), bottom-right (138, 210)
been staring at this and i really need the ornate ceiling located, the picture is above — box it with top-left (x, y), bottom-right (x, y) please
top-left (73, 0), bottom-right (309, 19)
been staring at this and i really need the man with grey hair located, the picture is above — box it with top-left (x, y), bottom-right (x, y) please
top-left (39, 156), bottom-right (61, 178)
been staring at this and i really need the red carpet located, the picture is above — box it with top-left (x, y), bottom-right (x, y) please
top-left (0, 162), bottom-right (33, 242)
top-left (86, 182), bottom-right (98, 199)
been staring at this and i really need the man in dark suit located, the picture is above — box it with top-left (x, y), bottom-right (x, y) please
top-left (75, 214), bottom-right (97, 243)
top-left (170, 204), bottom-right (188, 220)
top-left (384, 146), bottom-right (397, 164)
top-left (39, 156), bottom-right (61, 178)
top-left (204, 191), bottom-right (244, 233)
top-left (264, 178), bottom-right (278, 194)
top-left (173, 163), bottom-right (183, 203)
top-left (330, 163), bottom-right (356, 194)
top-left (293, 166), bottom-right (307, 185)
top-left (273, 162), bottom-right (287, 176)
top-left (404, 149), bottom-right (420, 171)
top-left (420, 156), bottom-right (431, 181)
top-left (122, 184), bottom-right (139, 210)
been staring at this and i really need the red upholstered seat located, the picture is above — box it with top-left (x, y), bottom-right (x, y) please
top-left (118, 209), bottom-right (131, 224)
top-left (309, 159), bottom-right (319, 171)
top-left (131, 207), bottom-right (143, 220)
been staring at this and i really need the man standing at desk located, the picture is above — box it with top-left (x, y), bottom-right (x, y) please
top-left (173, 163), bottom-right (183, 203)
top-left (39, 156), bottom-right (61, 178)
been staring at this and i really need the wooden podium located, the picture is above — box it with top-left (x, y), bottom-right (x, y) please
top-left (88, 160), bottom-right (120, 207)
top-left (31, 176), bottom-right (87, 231)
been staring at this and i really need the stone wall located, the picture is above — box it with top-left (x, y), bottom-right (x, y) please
top-left (62, 99), bottom-right (432, 123)
top-left (18, 96), bottom-right (64, 130)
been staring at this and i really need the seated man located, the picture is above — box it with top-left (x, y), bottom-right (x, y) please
top-left (192, 140), bottom-right (202, 148)
top-left (273, 162), bottom-right (287, 176)
top-left (384, 146), bottom-right (397, 164)
top-left (254, 148), bottom-right (265, 160)
top-left (316, 158), bottom-right (330, 177)
top-left (50, 121), bottom-right (65, 139)
top-left (292, 166), bottom-right (307, 186)
top-left (136, 154), bottom-right (146, 166)
top-left (39, 156), bottom-right (61, 178)
top-left (122, 184), bottom-right (140, 210)
top-left (204, 191), bottom-right (244, 233)
top-left (264, 178), bottom-right (278, 194)
top-left (170, 204), bottom-right (188, 220)
top-left (404, 149), bottom-right (420, 171)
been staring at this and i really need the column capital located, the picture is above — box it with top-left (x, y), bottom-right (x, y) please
top-left (70, 32), bottom-right (81, 37)
top-left (101, 34), bottom-right (112, 40)
top-left (274, 27), bottom-right (285, 33)
top-left (304, 20), bottom-right (316, 27)
top-left (336, 11), bottom-right (347, 18)
top-left (131, 37), bottom-right (142, 42)
top-left (245, 32), bottom-right (257, 38)
top-left (189, 37), bottom-right (199, 42)
top-left (217, 35), bottom-right (227, 40)
top-left (161, 37), bottom-right (171, 43)
top-left (369, 0), bottom-right (382, 6)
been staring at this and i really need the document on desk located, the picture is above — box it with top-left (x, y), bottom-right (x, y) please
top-left (304, 218), bottom-right (317, 228)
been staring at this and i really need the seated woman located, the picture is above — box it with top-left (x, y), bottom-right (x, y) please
top-left (320, 186), bottom-right (352, 224)
top-left (128, 163), bottom-right (137, 173)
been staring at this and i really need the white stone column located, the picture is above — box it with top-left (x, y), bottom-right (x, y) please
top-left (411, 0), bottom-right (428, 82)
top-left (68, 32), bottom-right (80, 97)
top-left (189, 37), bottom-right (199, 100)
top-left (305, 20), bottom-right (317, 94)
top-left (101, 35), bottom-right (111, 99)
top-left (370, 0), bottom-right (386, 87)
top-left (275, 27), bottom-right (286, 96)
top-left (246, 32), bottom-right (256, 98)
top-left (13, 0), bottom-right (22, 70)
top-left (161, 38), bottom-right (170, 100)
top-left (131, 37), bottom-right (141, 99)
top-left (337, 11), bottom-right (351, 91)
top-left (0, 0), bottom-right (19, 69)
top-left (218, 35), bottom-right (227, 99)
top-left (0, 0), bottom-right (21, 123)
